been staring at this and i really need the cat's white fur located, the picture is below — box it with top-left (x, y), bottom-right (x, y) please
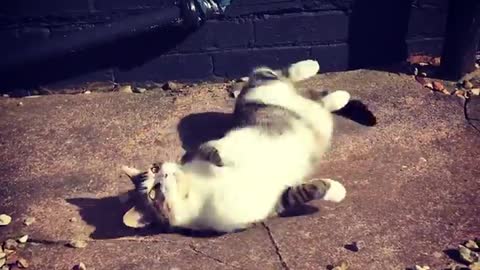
top-left (125, 60), bottom-right (349, 232)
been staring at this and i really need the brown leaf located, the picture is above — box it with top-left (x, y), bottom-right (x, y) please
top-left (67, 240), bottom-right (87, 249)
top-left (415, 76), bottom-right (427, 85)
top-left (432, 81), bottom-right (445, 91)
top-left (17, 258), bottom-right (29, 268)
top-left (454, 90), bottom-right (469, 99)
top-left (5, 252), bottom-right (19, 265)
top-left (470, 262), bottom-right (480, 270)
top-left (429, 57), bottom-right (441, 66)
top-left (408, 55), bottom-right (434, 64)
top-left (23, 217), bottom-right (35, 226)
top-left (72, 262), bottom-right (87, 270)
top-left (463, 80), bottom-right (474, 89)
top-left (332, 261), bottom-right (349, 270)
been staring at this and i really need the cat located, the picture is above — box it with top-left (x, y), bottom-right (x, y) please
top-left (121, 59), bottom-right (349, 233)
top-left (122, 163), bottom-right (342, 230)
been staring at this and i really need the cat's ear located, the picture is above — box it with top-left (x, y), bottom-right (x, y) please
top-left (321, 90), bottom-right (351, 112)
top-left (123, 206), bottom-right (151, 228)
top-left (122, 165), bottom-right (142, 180)
top-left (285, 60), bottom-right (320, 82)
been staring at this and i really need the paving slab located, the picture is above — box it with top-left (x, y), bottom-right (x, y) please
top-left (0, 70), bottom-right (479, 270)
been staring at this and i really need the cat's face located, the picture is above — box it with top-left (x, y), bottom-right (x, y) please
top-left (121, 163), bottom-right (172, 229)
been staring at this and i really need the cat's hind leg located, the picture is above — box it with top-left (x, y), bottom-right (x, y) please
top-left (275, 178), bottom-right (346, 214)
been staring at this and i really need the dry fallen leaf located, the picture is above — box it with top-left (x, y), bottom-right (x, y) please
top-left (447, 263), bottom-right (462, 270)
top-left (3, 239), bottom-right (18, 250)
top-left (432, 251), bottom-right (443, 258)
top-left (0, 252), bottom-right (5, 268)
top-left (17, 235), bottom-right (28, 244)
top-left (459, 245), bottom-right (480, 264)
top-left (470, 262), bottom-right (480, 270)
top-left (0, 214), bottom-right (12, 226)
top-left (408, 55), bottom-right (434, 64)
top-left (23, 217), bottom-right (35, 226)
top-left (415, 76), bottom-right (427, 85)
top-left (332, 261), bottom-right (349, 270)
top-left (464, 80), bottom-right (474, 89)
top-left (424, 83), bottom-right (434, 90)
top-left (17, 258), bottom-right (29, 268)
top-left (415, 265), bottom-right (430, 270)
top-left (467, 240), bottom-right (480, 250)
top-left (67, 240), bottom-right (87, 249)
top-left (432, 81), bottom-right (450, 94)
top-left (454, 90), bottom-right (469, 99)
top-left (73, 262), bottom-right (87, 270)
top-left (119, 85), bottom-right (133, 93)
top-left (430, 57), bottom-right (441, 66)
top-left (432, 81), bottom-right (445, 91)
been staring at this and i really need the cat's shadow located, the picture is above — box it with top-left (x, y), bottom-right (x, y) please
top-left (67, 194), bottom-right (227, 239)
top-left (176, 99), bottom-right (377, 154)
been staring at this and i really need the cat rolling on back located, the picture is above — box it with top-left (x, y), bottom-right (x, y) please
top-left (122, 59), bottom-right (349, 233)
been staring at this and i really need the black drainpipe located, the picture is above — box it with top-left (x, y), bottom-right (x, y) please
top-left (0, 0), bottom-right (227, 89)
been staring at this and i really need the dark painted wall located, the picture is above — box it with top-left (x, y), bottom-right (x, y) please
top-left (0, 0), bottom-right (457, 91)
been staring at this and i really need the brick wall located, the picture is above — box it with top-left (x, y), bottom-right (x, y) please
top-left (0, 0), bottom-right (462, 91)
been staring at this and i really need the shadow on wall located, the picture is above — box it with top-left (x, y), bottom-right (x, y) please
top-left (348, 0), bottom-right (413, 69)
top-left (0, 24), bottom-right (192, 90)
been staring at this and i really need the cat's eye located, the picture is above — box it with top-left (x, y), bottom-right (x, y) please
top-left (148, 189), bottom-right (156, 200)
top-left (150, 164), bottom-right (160, 174)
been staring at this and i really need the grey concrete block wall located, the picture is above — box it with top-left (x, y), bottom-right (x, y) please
top-left (0, 0), bottom-right (471, 92)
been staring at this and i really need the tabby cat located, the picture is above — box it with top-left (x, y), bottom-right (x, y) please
top-left (122, 59), bottom-right (349, 232)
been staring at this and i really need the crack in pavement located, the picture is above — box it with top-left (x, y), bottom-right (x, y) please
top-left (261, 222), bottom-right (289, 270)
top-left (463, 98), bottom-right (480, 135)
top-left (27, 236), bottom-right (180, 247)
top-left (188, 244), bottom-right (239, 269)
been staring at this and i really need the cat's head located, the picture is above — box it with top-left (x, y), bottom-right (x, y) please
top-left (121, 163), bottom-right (175, 229)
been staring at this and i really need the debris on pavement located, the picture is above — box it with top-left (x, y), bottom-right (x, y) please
top-left (466, 240), bottom-right (480, 250)
top-left (432, 251), bottom-right (443, 258)
top-left (83, 90), bottom-right (91, 95)
top-left (17, 102), bottom-right (23, 107)
top-left (17, 258), bottom-right (29, 268)
top-left (22, 217), bottom-right (35, 226)
top-left (454, 90), bottom-right (469, 99)
top-left (459, 244), bottom-right (480, 264)
top-left (463, 80), bottom-right (474, 89)
top-left (162, 81), bottom-right (182, 91)
top-left (119, 85), bottom-right (133, 93)
top-left (133, 87), bottom-right (147, 94)
top-left (414, 265), bottom-right (430, 270)
top-left (331, 261), bottom-right (349, 270)
top-left (344, 241), bottom-right (364, 252)
top-left (0, 214), bottom-right (12, 226)
top-left (471, 88), bottom-right (480, 96)
top-left (16, 236), bottom-right (28, 244)
top-left (0, 252), bottom-right (5, 268)
top-left (3, 240), bottom-right (18, 251)
top-left (432, 81), bottom-right (450, 94)
top-left (470, 262), bottom-right (480, 270)
top-left (67, 240), bottom-right (88, 249)
top-left (72, 262), bottom-right (87, 270)
top-left (227, 80), bottom-right (246, 98)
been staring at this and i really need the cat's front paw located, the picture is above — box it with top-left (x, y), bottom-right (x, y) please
top-left (196, 143), bottom-right (225, 167)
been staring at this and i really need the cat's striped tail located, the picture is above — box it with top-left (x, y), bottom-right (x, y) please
top-left (277, 178), bottom-right (346, 212)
